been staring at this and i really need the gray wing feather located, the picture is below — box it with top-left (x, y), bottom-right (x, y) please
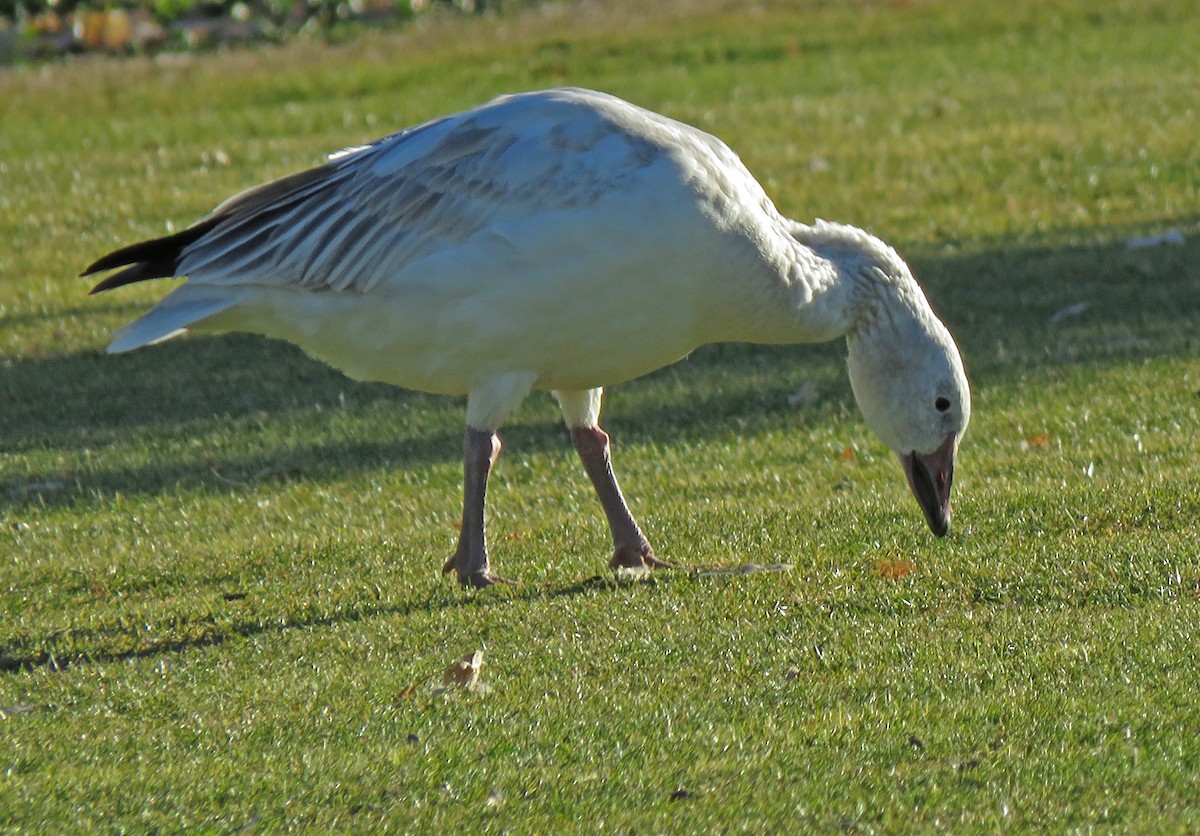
top-left (174, 120), bottom-right (520, 293)
top-left (170, 90), bottom-right (666, 295)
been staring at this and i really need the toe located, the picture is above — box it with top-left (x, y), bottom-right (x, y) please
top-left (609, 542), bottom-right (672, 571)
top-left (462, 571), bottom-right (515, 588)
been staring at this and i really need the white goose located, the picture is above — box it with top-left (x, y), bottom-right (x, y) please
top-left (84, 87), bottom-right (970, 587)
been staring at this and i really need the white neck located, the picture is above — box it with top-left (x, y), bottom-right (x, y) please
top-left (708, 218), bottom-right (924, 348)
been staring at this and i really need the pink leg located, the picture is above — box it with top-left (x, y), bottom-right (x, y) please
top-left (570, 426), bottom-right (673, 571)
top-left (442, 428), bottom-right (513, 587)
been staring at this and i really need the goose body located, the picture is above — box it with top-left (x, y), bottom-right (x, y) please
top-left (85, 87), bottom-right (970, 586)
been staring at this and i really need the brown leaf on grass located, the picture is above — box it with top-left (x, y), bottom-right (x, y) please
top-left (441, 649), bottom-right (486, 692)
top-left (877, 559), bottom-right (916, 580)
top-left (397, 648), bottom-right (491, 701)
top-left (1021, 431), bottom-right (1050, 450)
top-left (840, 445), bottom-right (856, 462)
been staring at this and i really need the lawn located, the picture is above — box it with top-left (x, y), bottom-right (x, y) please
top-left (2, 0), bottom-right (1200, 829)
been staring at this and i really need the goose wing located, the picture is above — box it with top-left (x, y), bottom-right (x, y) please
top-left (85, 89), bottom-right (675, 297)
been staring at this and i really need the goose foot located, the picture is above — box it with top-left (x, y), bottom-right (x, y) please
top-left (464, 569), bottom-right (515, 588)
top-left (442, 549), bottom-right (514, 588)
top-left (444, 542), bottom-right (513, 587)
top-left (609, 541), bottom-right (675, 572)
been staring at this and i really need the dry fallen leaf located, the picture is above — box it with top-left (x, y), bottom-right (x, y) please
top-left (840, 446), bottom-right (856, 462)
top-left (442, 649), bottom-right (485, 690)
top-left (1021, 431), bottom-right (1050, 450)
top-left (397, 648), bottom-right (491, 701)
top-left (877, 559), bottom-right (917, 580)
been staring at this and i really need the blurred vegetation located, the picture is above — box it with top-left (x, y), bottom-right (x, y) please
top-left (0, 0), bottom-right (503, 18)
top-left (0, 0), bottom-right (528, 62)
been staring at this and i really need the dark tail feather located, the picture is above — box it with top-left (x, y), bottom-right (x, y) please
top-left (83, 217), bottom-right (221, 293)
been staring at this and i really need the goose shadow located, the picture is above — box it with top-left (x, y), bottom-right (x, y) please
top-left (2, 325), bottom-right (856, 512)
top-left (911, 220), bottom-right (1200, 381)
top-left (2, 221), bottom-right (1198, 672)
top-left (0, 566), bottom-right (694, 674)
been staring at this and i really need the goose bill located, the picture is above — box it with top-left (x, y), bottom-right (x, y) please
top-left (900, 433), bottom-right (956, 537)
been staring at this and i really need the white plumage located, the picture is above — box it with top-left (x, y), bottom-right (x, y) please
top-left (85, 87), bottom-right (970, 586)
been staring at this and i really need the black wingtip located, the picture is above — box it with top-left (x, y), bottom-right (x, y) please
top-left (82, 217), bottom-right (220, 293)
top-left (86, 260), bottom-right (164, 295)
top-left (83, 162), bottom-right (336, 294)
top-left (81, 236), bottom-right (170, 278)
top-left (88, 264), bottom-right (153, 294)
top-left (81, 249), bottom-right (133, 278)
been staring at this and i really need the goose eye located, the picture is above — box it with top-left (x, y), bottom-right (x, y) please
top-left (935, 397), bottom-right (951, 412)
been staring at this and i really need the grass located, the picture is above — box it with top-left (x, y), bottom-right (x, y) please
top-left (2, 0), bottom-right (1200, 828)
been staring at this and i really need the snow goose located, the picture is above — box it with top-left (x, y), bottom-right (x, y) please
top-left (83, 87), bottom-right (970, 587)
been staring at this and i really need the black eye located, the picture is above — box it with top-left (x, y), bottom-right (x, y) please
top-left (935, 397), bottom-right (951, 412)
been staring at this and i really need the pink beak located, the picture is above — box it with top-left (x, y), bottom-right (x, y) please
top-left (899, 433), bottom-right (957, 537)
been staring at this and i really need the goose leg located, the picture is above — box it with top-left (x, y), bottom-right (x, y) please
top-left (570, 425), bottom-right (673, 572)
top-left (442, 427), bottom-right (512, 587)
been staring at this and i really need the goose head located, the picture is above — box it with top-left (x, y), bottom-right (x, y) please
top-left (808, 225), bottom-right (970, 537)
top-left (847, 305), bottom-right (969, 536)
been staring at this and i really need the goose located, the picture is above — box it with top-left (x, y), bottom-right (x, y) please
top-left (83, 87), bottom-right (971, 587)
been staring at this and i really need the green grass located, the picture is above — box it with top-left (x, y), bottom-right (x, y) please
top-left (3, 0), bottom-right (1200, 828)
